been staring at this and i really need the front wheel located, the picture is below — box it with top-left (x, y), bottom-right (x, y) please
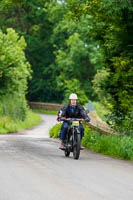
top-left (73, 134), bottom-right (81, 160)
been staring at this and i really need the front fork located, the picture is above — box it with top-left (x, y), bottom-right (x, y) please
top-left (72, 127), bottom-right (80, 147)
top-left (65, 127), bottom-right (80, 150)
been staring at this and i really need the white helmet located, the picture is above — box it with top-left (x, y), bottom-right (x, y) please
top-left (69, 93), bottom-right (78, 100)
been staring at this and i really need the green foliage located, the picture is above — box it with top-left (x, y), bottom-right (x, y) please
top-left (0, 28), bottom-right (31, 121)
top-left (93, 101), bottom-right (110, 121)
top-left (93, 57), bottom-right (133, 134)
top-left (0, 28), bottom-right (31, 96)
top-left (110, 57), bottom-right (133, 113)
top-left (0, 0), bottom-right (133, 136)
top-left (0, 28), bottom-right (31, 122)
top-left (55, 17), bottom-right (104, 101)
top-left (0, 95), bottom-right (28, 121)
top-left (64, 0), bottom-right (88, 20)
top-left (0, 110), bottom-right (41, 134)
top-left (49, 123), bottom-right (62, 138)
top-left (93, 57), bottom-right (133, 115)
top-left (0, 0), bottom-right (60, 103)
top-left (56, 32), bottom-right (90, 83)
top-left (92, 68), bottom-right (110, 102)
top-left (106, 110), bottom-right (133, 137)
top-left (0, 0), bottom-right (104, 103)
top-left (82, 126), bottom-right (133, 160)
top-left (63, 79), bottom-right (88, 105)
top-left (83, 0), bottom-right (133, 133)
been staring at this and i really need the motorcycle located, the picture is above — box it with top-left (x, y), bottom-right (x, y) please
top-left (60, 117), bottom-right (84, 160)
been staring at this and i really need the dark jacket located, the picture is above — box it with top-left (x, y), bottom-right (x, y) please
top-left (57, 104), bottom-right (90, 121)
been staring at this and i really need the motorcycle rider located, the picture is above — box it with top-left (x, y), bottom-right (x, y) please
top-left (57, 93), bottom-right (90, 149)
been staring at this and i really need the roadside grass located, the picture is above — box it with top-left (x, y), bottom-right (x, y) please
top-left (50, 123), bottom-right (133, 161)
top-left (33, 109), bottom-right (58, 115)
top-left (0, 95), bottom-right (28, 121)
top-left (82, 126), bottom-right (133, 160)
top-left (0, 110), bottom-right (41, 134)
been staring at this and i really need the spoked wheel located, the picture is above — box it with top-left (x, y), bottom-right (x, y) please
top-left (73, 134), bottom-right (81, 160)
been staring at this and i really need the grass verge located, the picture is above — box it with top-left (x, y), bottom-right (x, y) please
top-left (33, 109), bottom-right (58, 115)
top-left (0, 110), bottom-right (41, 134)
top-left (50, 123), bottom-right (133, 161)
top-left (82, 126), bottom-right (133, 161)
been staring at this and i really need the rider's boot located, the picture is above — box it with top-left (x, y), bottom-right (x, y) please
top-left (80, 145), bottom-right (85, 150)
top-left (59, 140), bottom-right (65, 150)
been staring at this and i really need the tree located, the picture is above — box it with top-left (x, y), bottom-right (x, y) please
top-left (86, 0), bottom-right (133, 132)
top-left (0, 0), bottom-right (61, 103)
top-left (0, 28), bottom-right (31, 120)
top-left (48, 3), bottom-right (104, 100)
top-left (63, 0), bottom-right (133, 133)
top-left (0, 28), bottom-right (31, 95)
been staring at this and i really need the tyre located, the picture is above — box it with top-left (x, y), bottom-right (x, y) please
top-left (64, 150), bottom-right (70, 157)
top-left (73, 133), bottom-right (81, 160)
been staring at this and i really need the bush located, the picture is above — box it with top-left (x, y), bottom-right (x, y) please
top-left (63, 79), bottom-right (88, 105)
top-left (82, 127), bottom-right (133, 160)
top-left (49, 123), bottom-right (62, 138)
top-left (106, 110), bottom-right (133, 137)
top-left (0, 110), bottom-right (41, 134)
top-left (93, 101), bottom-right (110, 121)
top-left (0, 94), bottom-right (28, 121)
top-left (0, 28), bottom-right (31, 122)
top-left (92, 59), bottom-right (133, 136)
top-left (0, 28), bottom-right (31, 96)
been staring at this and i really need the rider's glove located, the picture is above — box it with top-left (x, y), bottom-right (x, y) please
top-left (57, 117), bottom-right (61, 122)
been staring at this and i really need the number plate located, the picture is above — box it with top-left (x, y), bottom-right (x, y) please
top-left (72, 121), bottom-right (79, 126)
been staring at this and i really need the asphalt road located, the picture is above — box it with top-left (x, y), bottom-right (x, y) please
top-left (0, 114), bottom-right (133, 200)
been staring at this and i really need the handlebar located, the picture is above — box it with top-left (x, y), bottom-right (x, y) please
top-left (60, 117), bottom-right (85, 122)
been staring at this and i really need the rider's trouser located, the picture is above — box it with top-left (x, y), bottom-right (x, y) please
top-left (59, 122), bottom-right (84, 141)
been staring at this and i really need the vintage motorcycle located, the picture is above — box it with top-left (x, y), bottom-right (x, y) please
top-left (60, 117), bottom-right (85, 160)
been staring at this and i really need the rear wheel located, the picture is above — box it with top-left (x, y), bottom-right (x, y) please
top-left (73, 133), bottom-right (81, 160)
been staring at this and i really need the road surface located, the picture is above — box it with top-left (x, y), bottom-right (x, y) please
top-left (0, 114), bottom-right (133, 200)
